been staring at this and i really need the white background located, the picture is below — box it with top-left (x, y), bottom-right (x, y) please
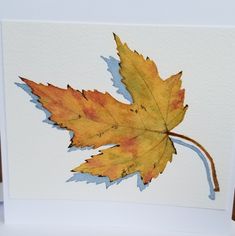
top-left (0, 0), bottom-right (235, 235)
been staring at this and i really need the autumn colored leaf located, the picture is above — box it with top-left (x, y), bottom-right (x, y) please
top-left (19, 34), bottom-right (219, 191)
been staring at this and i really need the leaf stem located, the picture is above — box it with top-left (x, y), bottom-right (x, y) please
top-left (167, 131), bottom-right (220, 192)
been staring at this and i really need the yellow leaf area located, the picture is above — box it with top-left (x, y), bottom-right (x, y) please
top-left (21, 34), bottom-right (188, 184)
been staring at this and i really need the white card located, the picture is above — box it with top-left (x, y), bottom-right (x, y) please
top-left (1, 21), bottom-right (235, 231)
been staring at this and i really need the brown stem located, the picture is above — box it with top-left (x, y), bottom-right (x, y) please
top-left (167, 131), bottom-right (220, 192)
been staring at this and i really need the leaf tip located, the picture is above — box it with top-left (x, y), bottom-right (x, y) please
top-left (19, 76), bottom-right (28, 83)
top-left (67, 84), bottom-right (72, 89)
top-left (113, 33), bottom-right (122, 47)
top-left (68, 143), bottom-right (73, 148)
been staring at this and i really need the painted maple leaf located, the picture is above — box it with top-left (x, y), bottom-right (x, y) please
top-left (19, 34), bottom-right (219, 194)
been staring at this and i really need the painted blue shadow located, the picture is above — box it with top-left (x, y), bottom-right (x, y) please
top-left (171, 138), bottom-right (215, 200)
top-left (15, 82), bottom-right (53, 125)
top-left (67, 171), bottom-right (148, 191)
top-left (101, 56), bottom-right (133, 103)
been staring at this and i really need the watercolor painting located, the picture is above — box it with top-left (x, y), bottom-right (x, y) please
top-left (18, 34), bottom-right (220, 200)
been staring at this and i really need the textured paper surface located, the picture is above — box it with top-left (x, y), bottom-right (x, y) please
top-left (2, 21), bottom-right (235, 209)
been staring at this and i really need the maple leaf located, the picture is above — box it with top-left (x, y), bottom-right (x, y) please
top-left (19, 34), bottom-right (219, 191)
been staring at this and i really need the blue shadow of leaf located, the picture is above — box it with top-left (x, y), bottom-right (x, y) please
top-left (171, 138), bottom-right (215, 200)
top-left (15, 82), bottom-right (53, 125)
top-left (101, 56), bottom-right (133, 103)
top-left (67, 172), bottom-right (148, 191)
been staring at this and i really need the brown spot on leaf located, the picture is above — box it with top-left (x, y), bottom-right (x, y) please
top-left (86, 90), bottom-right (107, 106)
top-left (86, 158), bottom-right (102, 167)
top-left (120, 137), bottom-right (138, 155)
top-left (83, 107), bottom-right (98, 120)
top-left (170, 89), bottom-right (185, 111)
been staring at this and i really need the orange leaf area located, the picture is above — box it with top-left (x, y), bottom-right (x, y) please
top-left (21, 34), bottom-right (188, 184)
